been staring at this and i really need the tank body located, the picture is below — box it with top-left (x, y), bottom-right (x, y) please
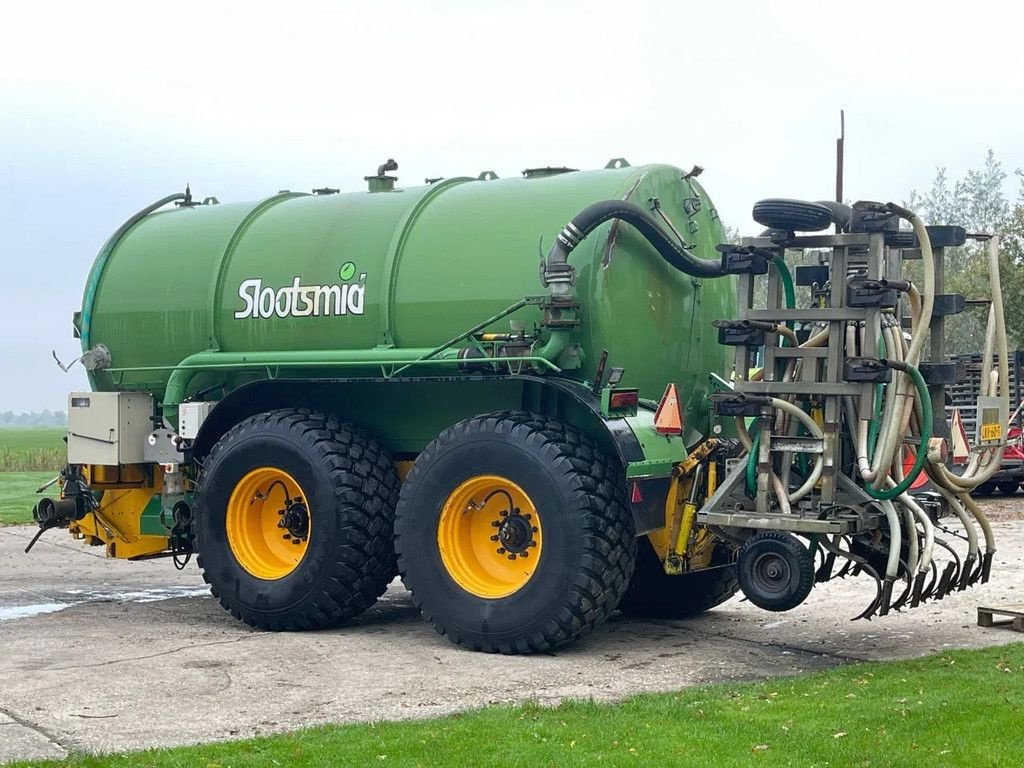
top-left (84, 164), bottom-right (734, 421)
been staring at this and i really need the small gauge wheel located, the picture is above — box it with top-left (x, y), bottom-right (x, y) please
top-left (737, 531), bottom-right (815, 612)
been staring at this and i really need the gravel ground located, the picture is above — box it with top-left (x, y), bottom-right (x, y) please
top-left (1, 500), bottom-right (1022, 763)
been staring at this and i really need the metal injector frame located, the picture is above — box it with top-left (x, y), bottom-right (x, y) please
top-left (701, 200), bottom-right (1006, 619)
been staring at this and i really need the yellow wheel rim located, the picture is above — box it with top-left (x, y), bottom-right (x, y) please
top-left (437, 474), bottom-right (543, 599)
top-left (226, 467), bottom-right (311, 580)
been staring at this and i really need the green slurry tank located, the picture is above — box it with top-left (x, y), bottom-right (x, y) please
top-left (51, 159), bottom-right (739, 652)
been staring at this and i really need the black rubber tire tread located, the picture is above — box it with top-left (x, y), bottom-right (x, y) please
top-left (752, 199), bottom-right (833, 233)
top-left (618, 537), bottom-right (739, 619)
top-left (395, 411), bottom-right (636, 653)
top-left (996, 480), bottom-right (1019, 496)
top-left (973, 481), bottom-right (997, 498)
top-left (194, 408), bottom-right (399, 631)
top-left (736, 531), bottom-right (814, 612)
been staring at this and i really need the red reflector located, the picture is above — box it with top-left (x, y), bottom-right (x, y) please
top-left (609, 390), bottom-right (639, 409)
top-left (631, 481), bottom-right (643, 503)
top-left (654, 383), bottom-right (684, 435)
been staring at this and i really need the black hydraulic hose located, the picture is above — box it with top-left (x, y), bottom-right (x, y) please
top-left (547, 200), bottom-right (728, 279)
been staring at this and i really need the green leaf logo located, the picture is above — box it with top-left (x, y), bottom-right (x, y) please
top-left (339, 262), bottom-right (356, 281)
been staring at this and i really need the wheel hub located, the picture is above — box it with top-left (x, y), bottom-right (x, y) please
top-left (278, 500), bottom-right (309, 542)
top-left (753, 553), bottom-right (790, 592)
top-left (494, 509), bottom-right (536, 556)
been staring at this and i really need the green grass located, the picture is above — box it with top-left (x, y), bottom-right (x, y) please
top-left (0, 471), bottom-right (56, 525)
top-left (0, 429), bottom-right (65, 524)
top-left (0, 427), bottom-right (66, 471)
top-left (15, 644), bottom-right (1024, 767)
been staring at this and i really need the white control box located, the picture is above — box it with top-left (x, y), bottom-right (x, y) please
top-left (68, 391), bottom-right (153, 465)
top-left (179, 401), bottom-right (214, 440)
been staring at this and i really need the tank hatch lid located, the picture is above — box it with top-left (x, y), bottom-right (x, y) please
top-left (522, 166), bottom-right (578, 179)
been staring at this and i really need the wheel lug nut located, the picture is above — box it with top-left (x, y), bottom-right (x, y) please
top-left (528, 541), bottom-right (537, 548)
top-left (507, 554), bottom-right (516, 561)
top-left (500, 510), bottom-right (509, 517)
top-left (496, 548), bottom-right (506, 554)
top-left (531, 526), bottom-right (538, 533)
top-left (521, 551), bottom-right (529, 558)
top-left (491, 521), bottom-right (501, 528)
top-left (283, 534), bottom-right (292, 540)
top-left (490, 535), bottom-right (499, 542)
top-left (292, 539), bottom-right (302, 545)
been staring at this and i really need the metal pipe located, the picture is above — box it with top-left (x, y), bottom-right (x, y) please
top-left (159, 347), bottom-right (561, 423)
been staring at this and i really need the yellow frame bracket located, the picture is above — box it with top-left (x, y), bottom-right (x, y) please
top-left (662, 439), bottom-right (719, 575)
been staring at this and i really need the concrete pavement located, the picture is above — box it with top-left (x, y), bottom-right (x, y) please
top-left (2, 511), bottom-right (1021, 763)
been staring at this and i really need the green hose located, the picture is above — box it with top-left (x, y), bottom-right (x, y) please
top-left (746, 430), bottom-right (760, 495)
top-left (744, 257), bottom-right (796, 496)
top-left (866, 333), bottom-right (887, 461)
top-left (744, 256), bottom-right (797, 495)
top-left (863, 361), bottom-right (932, 500)
top-left (771, 256), bottom-right (796, 312)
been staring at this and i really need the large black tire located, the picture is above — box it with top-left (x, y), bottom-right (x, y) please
top-left (752, 199), bottom-right (832, 232)
top-left (618, 537), bottom-right (739, 619)
top-left (395, 411), bottom-right (636, 653)
top-left (195, 409), bottom-right (399, 630)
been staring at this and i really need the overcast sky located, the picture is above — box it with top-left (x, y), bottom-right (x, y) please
top-left (2, 0), bottom-right (1023, 412)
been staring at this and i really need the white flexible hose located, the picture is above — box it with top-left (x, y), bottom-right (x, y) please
top-left (861, 211), bottom-right (933, 488)
top-left (929, 236), bottom-right (1008, 489)
top-left (982, 302), bottom-right (997, 397)
top-left (767, 397), bottom-right (824, 503)
top-left (960, 490), bottom-right (996, 553)
top-left (935, 486), bottom-right (979, 561)
top-left (878, 499), bottom-right (903, 580)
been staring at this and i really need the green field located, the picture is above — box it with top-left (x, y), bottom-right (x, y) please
top-left (0, 427), bottom-right (65, 471)
top-left (0, 471), bottom-right (56, 525)
top-left (14, 643), bottom-right (1024, 767)
top-left (0, 429), bottom-right (64, 525)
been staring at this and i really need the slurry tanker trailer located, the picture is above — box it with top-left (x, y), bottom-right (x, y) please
top-left (28, 159), bottom-right (1007, 652)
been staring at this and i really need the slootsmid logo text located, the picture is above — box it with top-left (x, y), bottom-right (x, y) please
top-left (234, 262), bottom-right (366, 319)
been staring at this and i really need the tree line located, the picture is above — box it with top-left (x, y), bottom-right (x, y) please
top-left (905, 150), bottom-right (1023, 354)
top-left (0, 410), bottom-right (67, 428)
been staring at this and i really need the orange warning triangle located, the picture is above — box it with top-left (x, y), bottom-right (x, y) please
top-left (902, 446), bottom-right (930, 490)
top-left (655, 383), bottom-right (684, 435)
top-left (950, 407), bottom-right (970, 465)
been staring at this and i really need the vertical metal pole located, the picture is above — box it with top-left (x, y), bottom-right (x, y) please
top-left (929, 246), bottom-right (949, 441)
top-left (764, 247), bottom-right (783, 381)
top-left (756, 407), bottom-right (773, 513)
top-left (820, 245), bottom-right (848, 504)
top-left (835, 110), bottom-right (845, 234)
